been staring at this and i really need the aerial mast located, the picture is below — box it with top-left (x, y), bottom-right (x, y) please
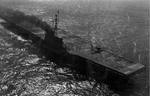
top-left (54, 10), bottom-right (59, 31)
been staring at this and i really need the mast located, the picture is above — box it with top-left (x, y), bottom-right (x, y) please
top-left (54, 10), bottom-right (59, 31)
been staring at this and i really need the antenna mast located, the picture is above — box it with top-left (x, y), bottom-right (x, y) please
top-left (54, 10), bottom-right (59, 31)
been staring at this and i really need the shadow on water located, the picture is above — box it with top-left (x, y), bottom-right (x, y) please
top-left (0, 7), bottom-right (140, 95)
